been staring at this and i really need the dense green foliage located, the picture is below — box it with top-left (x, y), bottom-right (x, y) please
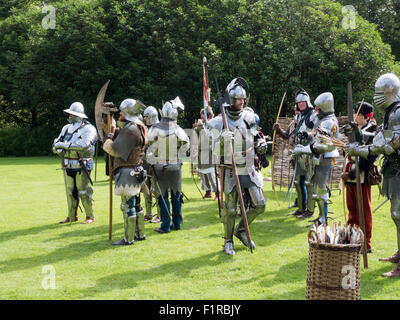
top-left (336, 0), bottom-right (400, 61)
top-left (0, 126), bottom-right (59, 156)
top-left (0, 0), bottom-right (399, 155)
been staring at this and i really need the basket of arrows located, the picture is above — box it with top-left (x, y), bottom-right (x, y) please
top-left (306, 223), bottom-right (364, 300)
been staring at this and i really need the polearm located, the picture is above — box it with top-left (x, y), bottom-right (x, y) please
top-left (215, 77), bottom-right (253, 253)
top-left (340, 99), bottom-right (365, 222)
top-left (149, 164), bottom-right (171, 217)
top-left (347, 81), bottom-right (368, 268)
top-left (107, 112), bottom-right (113, 240)
top-left (374, 198), bottom-right (389, 213)
top-left (271, 92), bottom-right (287, 207)
top-left (286, 158), bottom-right (298, 208)
top-left (94, 80), bottom-right (118, 240)
top-left (203, 57), bottom-right (222, 217)
top-left (94, 140), bottom-right (98, 182)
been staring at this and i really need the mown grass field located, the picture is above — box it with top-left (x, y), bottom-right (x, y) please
top-left (0, 156), bottom-right (399, 300)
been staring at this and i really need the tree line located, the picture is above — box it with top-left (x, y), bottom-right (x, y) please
top-left (0, 0), bottom-right (398, 155)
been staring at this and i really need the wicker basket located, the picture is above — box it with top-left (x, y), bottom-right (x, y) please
top-left (306, 229), bottom-right (363, 300)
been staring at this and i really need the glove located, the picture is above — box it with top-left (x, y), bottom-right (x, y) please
top-left (273, 123), bottom-right (281, 132)
top-left (341, 121), bottom-right (358, 136)
top-left (255, 139), bottom-right (268, 155)
top-left (53, 141), bottom-right (70, 150)
top-left (345, 142), bottom-right (369, 158)
top-left (341, 172), bottom-right (350, 182)
top-left (297, 131), bottom-right (311, 141)
top-left (221, 129), bottom-right (234, 141)
top-left (292, 144), bottom-right (312, 157)
top-left (53, 147), bottom-right (65, 156)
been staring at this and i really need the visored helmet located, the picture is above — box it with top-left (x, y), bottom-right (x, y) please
top-left (143, 106), bottom-right (159, 126)
top-left (119, 98), bottom-right (146, 122)
top-left (223, 77), bottom-right (249, 120)
top-left (314, 92), bottom-right (334, 113)
top-left (161, 96), bottom-right (184, 121)
top-left (223, 77), bottom-right (249, 107)
top-left (374, 73), bottom-right (400, 109)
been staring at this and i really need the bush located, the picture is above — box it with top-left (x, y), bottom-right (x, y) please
top-left (0, 126), bottom-right (60, 156)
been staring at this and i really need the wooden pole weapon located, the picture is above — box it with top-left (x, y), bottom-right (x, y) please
top-left (203, 57), bottom-right (222, 217)
top-left (94, 80), bottom-right (118, 240)
top-left (271, 91), bottom-right (286, 206)
top-left (340, 99), bottom-right (364, 223)
top-left (347, 81), bottom-right (368, 268)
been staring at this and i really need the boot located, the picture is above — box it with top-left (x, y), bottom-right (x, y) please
top-left (134, 233), bottom-right (146, 241)
top-left (297, 209), bottom-right (314, 219)
top-left (82, 216), bottom-right (94, 224)
top-left (382, 262), bottom-right (400, 277)
top-left (288, 198), bottom-right (298, 209)
top-left (204, 190), bottom-right (212, 198)
top-left (151, 216), bottom-right (161, 223)
top-left (59, 212), bottom-right (78, 224)
top-left (307, 217), bottom-right (326, 228)
top-left (59, 217), bottom-right (71, 224)
top-left (379, 250), bottom-right (400, 263)
top-left (223, 240), bottom-right (235, 255)
top-left (144, 213), bottom-right (153, 221)
top-left (234, 229), bottom-right (256, 250)
top-left (111, 238), bottom-right (134, 246)
top-left (288, 209), bottom-right (303, 216)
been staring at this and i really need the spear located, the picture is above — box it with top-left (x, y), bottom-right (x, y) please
top-left (347, 81), bottom-right (368, 268)
top-left (271, 91), bottom-right (286, 206)
top-left (203, 57), bottom-right (222, 217)
top-left (94, 80), bottom-right (118, 240)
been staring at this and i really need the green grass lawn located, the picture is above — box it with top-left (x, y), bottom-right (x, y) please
top-left (0, 156), bottom-right (399, 300)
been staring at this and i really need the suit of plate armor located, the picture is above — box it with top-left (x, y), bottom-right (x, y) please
top-left (146, 97), bottom-right (190, 233)
top-left (103, 98), bottom-right (147, 245)
top-left (292, 92), bottom-right (339, 226)
top-left (192, 108), bottom-right (218, 197)
top-left (208, 78), bottom-right (268, 255)
top-left (53, 102), bottom-right (98, 224)
top-left (347, 73), bottom-right (400, 276)
top-left (142, 106), bottom-right (160, 221)
top-left (274, 89), bottom-right (318, 218)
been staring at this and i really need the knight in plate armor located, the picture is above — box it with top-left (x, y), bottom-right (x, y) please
top-left (192, 106), bottom-right (219, 199)
top-left (292, 92), bottom-right (339, 226)
top-left (273, 88), bottom-right (318, 219)
top-left (346, 73), bottom-right (400, 276)
top-left (52, 102), bottom-right (98, 224)
top-left (208, 77), bottom-right (268, 255)
top-left (142, 106), bottom-right (161, 223)
top-left (103, 98), bottom-right (148, 245)
top-left (146, 97), bottom-right (190, 233)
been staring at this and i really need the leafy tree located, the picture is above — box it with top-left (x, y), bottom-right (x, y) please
top-left (336, 0), bottom-right (400, 61)
top-left (0, 0), bottom-right (397, 143)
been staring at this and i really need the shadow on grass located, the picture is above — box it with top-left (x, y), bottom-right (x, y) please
top-left (0, 223), bottom-right (61, 244)
top-left (0, 225), bottom-right (117, 274)
top-left (360, 263), bottom-right (400, 299)
top-left (230, 256), bottom-right (309, 299)
top-left (78, 250), bottom-right (238, 298)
